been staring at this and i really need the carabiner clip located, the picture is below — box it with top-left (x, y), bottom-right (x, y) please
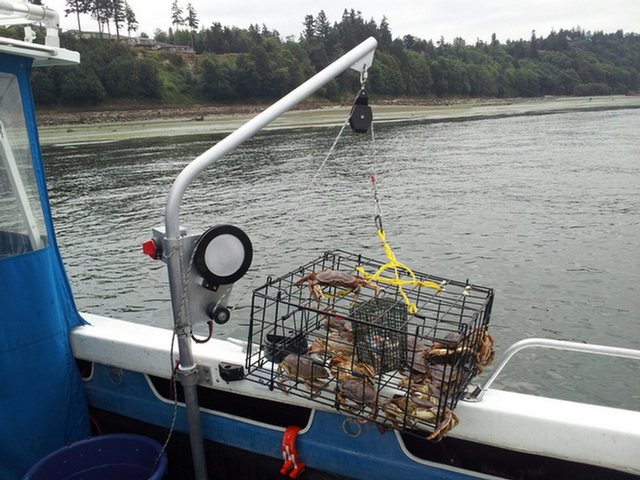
top-left (374, 214), bottom-right (383, 233)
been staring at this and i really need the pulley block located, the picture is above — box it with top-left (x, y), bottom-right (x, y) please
top-left (348, 89), bottom-right (373, 133)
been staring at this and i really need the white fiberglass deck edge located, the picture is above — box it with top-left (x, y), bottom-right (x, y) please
top-left (71, 313), bottom-right (640, 475)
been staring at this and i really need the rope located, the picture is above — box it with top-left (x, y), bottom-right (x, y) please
top-left (355, 229), bottom-right (442, 315)
top-left (150, 330), bottom-right (180, 476)
top-left (356, 123), bottom-right (443, 315)
top-left (230, 117), bottom-right (352, 311)
top-left (317, 287), bottom-right (355, 299)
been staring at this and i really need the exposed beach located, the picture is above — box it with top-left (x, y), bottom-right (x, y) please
top-left (38, 95), bottom-right (640, 146)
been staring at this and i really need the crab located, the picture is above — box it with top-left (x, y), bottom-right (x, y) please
top-left (330, 357), bottom-right (376, 381)
top-left (296, 269), bottom-right (380, 306)
top-left (324, 316), bottom-right (354, 342)
top-left (330, 358), bottom-right (379, 422)
top-left (308, 336), bottom-right (355, 360)
top-left (426, 407), bottom-right (459, 441)
top-left (425, 344), bottom-right (472, 362)
top-left (426, 327), bottom-right (495, 374)
top-left (336, 375), bottom-right (379, 423)
top-left (427, 363), bottom-right (458, 393)
top-left (277, 353), bottom-right (330, 397)
top-left (406, 334), bottom-right (430, 375)
top-left (382, 390), bottom-right (459, 442)
top-left (475, 326), bottom-right (495, 374)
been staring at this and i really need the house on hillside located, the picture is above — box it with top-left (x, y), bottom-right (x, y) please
top-left (67, 30), bottom-right (112, 39)
top-left (154, 41), bottom-right (193, 53)
top-left (66, 31), bottom-right (194, 53)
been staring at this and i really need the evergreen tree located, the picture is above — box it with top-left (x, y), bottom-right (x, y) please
top-left (315, 10), bottom-right (330, 39)
top-left (124, 1), bottom-right (138, 37)
top-left (186, 3), bottom-right (198, 49)
top-left (90, 0), bottom-right (113, 37)
top-left (303, 14), bottom-right (315, 40)
top-left (64, 0), bottom-right (90, 35)
top-left (171, 0), bottom-right (184, 41)
top-left (378, 16), bottom-right (392, 50)
top-left (112, 0), bottom-right (125, 40)
top-left (530, 30), bottom-right (539, 58)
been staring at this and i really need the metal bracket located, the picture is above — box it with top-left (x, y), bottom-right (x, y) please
top-left (177, 363), bottom-right (212, 387)
top-left (197, 365), bottom-right (213, 386)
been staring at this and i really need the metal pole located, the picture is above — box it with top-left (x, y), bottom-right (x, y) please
top-left (0, 1), bottom-right (60, 47)
top-left (163, 37), bottom-right (378, 480)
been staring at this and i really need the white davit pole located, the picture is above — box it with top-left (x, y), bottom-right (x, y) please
top-left (165, 36), bottom-right (377, 239)
top-left (162, 36), bottom-right (377, 480)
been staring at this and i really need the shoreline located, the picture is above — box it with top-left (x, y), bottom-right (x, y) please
top-left (38, 95), bottom-right (640, 146)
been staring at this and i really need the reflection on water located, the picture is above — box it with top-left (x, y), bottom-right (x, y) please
top-left (43, 109), bottom-right (640, 410)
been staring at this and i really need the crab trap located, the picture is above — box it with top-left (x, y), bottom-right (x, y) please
top-left (246, 250), bottom-right (495, 440)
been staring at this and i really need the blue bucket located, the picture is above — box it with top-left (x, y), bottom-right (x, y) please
top-left (23, 434), bottom-right (168, 480)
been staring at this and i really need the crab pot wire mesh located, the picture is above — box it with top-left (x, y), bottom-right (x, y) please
top-left (351, 298), bottom-right (408, 374)
top-left (246, 250), bottom-right (494, 439)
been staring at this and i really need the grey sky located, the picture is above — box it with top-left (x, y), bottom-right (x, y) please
top-left (46, 0), bottom-right (640, 44)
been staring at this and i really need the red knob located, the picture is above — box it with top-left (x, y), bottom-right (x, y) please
top-left (142, 240), bottom-right (157, 259)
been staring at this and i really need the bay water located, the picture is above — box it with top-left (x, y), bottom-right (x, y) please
top-left (43, 108), bottom-right (640, 410)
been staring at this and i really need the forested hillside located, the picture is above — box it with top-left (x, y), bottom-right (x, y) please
top-left (5, 9), bottom-right (639, 107)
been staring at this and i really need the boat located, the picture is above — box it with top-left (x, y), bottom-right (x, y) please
top-left (1, 2), bottom-right (639, 479)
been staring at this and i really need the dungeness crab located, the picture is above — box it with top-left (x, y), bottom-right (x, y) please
top-left (277, 353), bottom-right (330, 397)
top-left (383, 388), bottom-right (459, 442)
top-left (296, 269), bottom-right (380, 305)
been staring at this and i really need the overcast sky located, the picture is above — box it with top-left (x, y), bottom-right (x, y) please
top-left (44, 0), bottom-right (640, 45)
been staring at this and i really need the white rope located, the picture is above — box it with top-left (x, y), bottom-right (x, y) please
top-left (231, 117), bottom-right (351, 310)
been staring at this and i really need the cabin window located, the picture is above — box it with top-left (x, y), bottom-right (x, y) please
top-left (0, 73), bottom-right (49, 258)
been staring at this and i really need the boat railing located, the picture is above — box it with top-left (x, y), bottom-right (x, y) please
top-left (465, 337), bottom-right (640, 402)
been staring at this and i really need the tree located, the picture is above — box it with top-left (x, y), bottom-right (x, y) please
top-left (378, 16), bottom-right (392, 50)
top-left (171, 0), bottom-right (184, 40)
top-left (154, 28), bottom-right (168, 42)
top-left (233, 54), bottom-right (260, 98)
top-left (431, 57), bottom-right (448, 94)
top-left (90, 0), bottom-right (113, 37)
top-left (60, 64), bottom-right (106, 105)
top-left (201, 53), bottom-right (235, 100)
top-left (303, 14), bottom-right (315, 40)
top-left (112, 0), bottom-right (125, 40)
top-left (369, 51), bottom-right (404, 94)
top-left (64, 0), bottom-right (90, 35)
top-left (530, 30), bottom-right (539, 58)
top-left (315, 10), bottom-right (330, 39)
top-left (124, 1), bottom-right (138, 37)
top-left (31, 70), bottom-right (57, 104)
top-left (136, 59), bottom-right (163, 97)
top-left (404, 50), bottom-right (432, 95)
top-left (186, 3), bottom-right (198, 49)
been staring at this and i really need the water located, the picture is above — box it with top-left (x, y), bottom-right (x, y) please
top-left (42, 109), bottom-right (640, 410)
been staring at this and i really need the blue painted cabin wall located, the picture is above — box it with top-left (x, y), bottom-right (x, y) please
top-left (0, 53), bottom-right (90, 479)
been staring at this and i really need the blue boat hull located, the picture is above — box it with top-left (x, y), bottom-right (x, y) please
top-left (83, 362), bottom-right (479, 480)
